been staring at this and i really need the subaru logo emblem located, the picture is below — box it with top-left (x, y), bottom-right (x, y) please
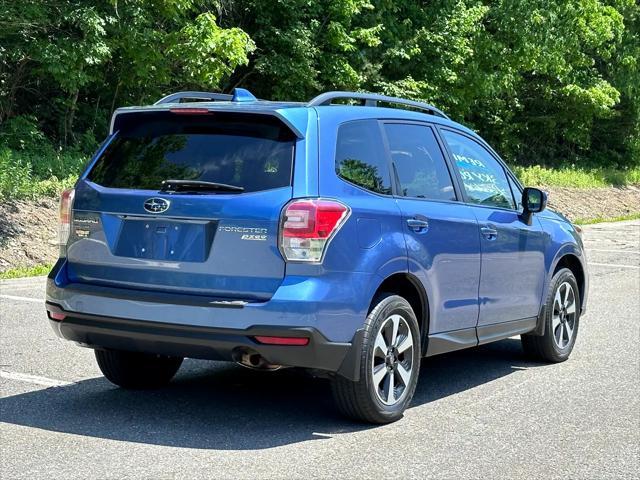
top-left (143, 197), bottom-right (170, 214)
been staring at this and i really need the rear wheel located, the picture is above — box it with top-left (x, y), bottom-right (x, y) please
top-left (332, 294), bottom-right (421, 423)
top-left (521, 268), bottom-right (580, 362)
top-left (95, 348), bottom-right (183, 389)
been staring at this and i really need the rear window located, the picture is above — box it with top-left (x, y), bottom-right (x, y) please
top-left (88, 112), bottom-right (296, 192)
top-left (384, 123), bottom-right (456, 201)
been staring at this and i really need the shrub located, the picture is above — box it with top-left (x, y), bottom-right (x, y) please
top-left (0, 146), bottom-right (84, 201)
top-left (511, 165), bottom-right (640, 188)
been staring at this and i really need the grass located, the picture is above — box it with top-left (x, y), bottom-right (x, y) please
top-left (0, 146), bottom-right (86, 201)
top-left (511, 165), bottom-right (640, 188)
top-left (0, 263), bottom-right (53, 280)
top-left (573, 213), bottom-right (640, 225)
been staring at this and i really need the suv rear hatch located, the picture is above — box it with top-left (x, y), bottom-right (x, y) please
top-left (66, 109), bottom-right (298, 301)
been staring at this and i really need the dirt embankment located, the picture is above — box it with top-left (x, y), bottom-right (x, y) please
top-left (1, 187), bottom-right (639, 273)
top-left (0, 197), bottom-right (59, 272)
top-left (544, 186), bottom-right (640, 222)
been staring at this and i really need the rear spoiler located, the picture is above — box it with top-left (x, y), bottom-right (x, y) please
top-left (109, 107), bottom-right (305, 139)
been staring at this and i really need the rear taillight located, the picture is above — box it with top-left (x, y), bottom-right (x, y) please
top-left (58, 188), bottom-right (75, 247)
top-left (279, 198), bottom-right (349, 262)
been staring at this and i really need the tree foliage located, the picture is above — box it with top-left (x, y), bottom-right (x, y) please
top-left (1, 0), bottom-right (638, 167)
top-left (0, 0), bottom-right (254, 146)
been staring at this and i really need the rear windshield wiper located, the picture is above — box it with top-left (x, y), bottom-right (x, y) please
top-left (161, 179), bottom-right (245, 194)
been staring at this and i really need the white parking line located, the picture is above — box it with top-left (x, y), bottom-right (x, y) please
top-left (0, 278), bottom-right (47, 286)
top-left (587, 249), bottom-right (640, 254)
top-left (0, 294), bottom-right (43, 304)
top-left (0, 370), bottom-right (73, 388)
top-left (589, 262), bottom-right (640, 270)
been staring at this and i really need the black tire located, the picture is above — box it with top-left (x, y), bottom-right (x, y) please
top-left (332, 293), bottom-right (421, 424)
top-left (521, 268), bottom-right (581, 363)
top-left (95, 348), bottom-right (183, 389)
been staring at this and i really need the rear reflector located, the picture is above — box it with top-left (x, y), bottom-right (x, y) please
top-left (58, 188), bottom-right (75, 246)
top-left (254, 336), bottom-right (310, 346)
top-left (49, 312), bottom-right (66, 321)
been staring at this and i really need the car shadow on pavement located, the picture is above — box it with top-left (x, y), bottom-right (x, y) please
top-left (0, 338), bottom-right (542, 449)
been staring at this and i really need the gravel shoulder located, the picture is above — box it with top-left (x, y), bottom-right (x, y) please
top-left (1, 186), bottom-right (639, 273)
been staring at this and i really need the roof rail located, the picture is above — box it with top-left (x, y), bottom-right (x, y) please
top-left (154, 88), bottom-right (258, 105)
top-left (307, 91), bottom-right (449, 120)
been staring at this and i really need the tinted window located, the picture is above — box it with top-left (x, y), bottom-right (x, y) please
top-left (335, 120), bottom-right (392, 195)
top-left (385, 124), bottom-right (455, 201)
top-left (89, 112), bottom-right (295, 192)
top-left (442, 130), bottom-right (515, 209)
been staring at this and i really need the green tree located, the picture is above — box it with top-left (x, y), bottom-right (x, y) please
top-left (1, 0), bottom-right (254, 146)
top-left (221, 0), bottom-right (382, 99)
top-left (1, 0), bottom-right (638, 169)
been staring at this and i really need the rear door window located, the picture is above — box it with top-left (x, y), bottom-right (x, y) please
top-left (88, 112), bottom-right (296, 192)
top-left (335, 120), bottom-right (392, 195)
top-left (441, 129), bottom-right (516, 209)
top-left (384, 123), bottom-right (456, 201)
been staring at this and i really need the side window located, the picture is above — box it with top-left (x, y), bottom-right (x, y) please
top-left (508, 175), bottom-right (523, 210)
top-left (441, 130), bottom-right (515, 209)
top-left (335, 120), bottom-right (392, 195)
top-left (384, 123), bottom-right (456, 201)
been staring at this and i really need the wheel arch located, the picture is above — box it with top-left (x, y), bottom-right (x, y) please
top-left (369, 272), bottom-right (430, 356)
top-left (553, 254), bottom-right (586, 308)
top-left (532, 250), bottom-right (587, 336)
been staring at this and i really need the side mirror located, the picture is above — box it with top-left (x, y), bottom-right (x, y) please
top-left (521, 187), bottom-right (547, 225)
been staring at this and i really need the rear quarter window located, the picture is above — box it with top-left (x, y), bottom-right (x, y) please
top-left (334, 120), bottom-right (392, 195)
top-left (88, 112), bottom-right (296, 193)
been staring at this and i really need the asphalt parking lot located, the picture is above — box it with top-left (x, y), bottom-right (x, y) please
top-left (1, 220), bottom-right (638, 479)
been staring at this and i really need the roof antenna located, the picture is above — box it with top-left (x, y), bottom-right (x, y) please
top-left (232, 88), bottom-right (257, 102)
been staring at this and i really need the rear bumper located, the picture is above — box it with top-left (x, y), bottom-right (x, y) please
top-left (46, 302), bottom-right (363, 380)
top-left (47, 259), bottom-right (374, 342)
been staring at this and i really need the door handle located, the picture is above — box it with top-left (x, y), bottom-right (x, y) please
top-left (480, 225), bottom-right (498, 240)
top-left (407, 217), bottom-right (429, 233)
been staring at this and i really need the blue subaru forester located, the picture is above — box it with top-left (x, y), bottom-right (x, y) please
top-left (46, 89), bottom-right (588, 423)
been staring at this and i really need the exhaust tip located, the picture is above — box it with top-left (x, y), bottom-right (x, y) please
top-left (232, 347), bottom-right (282, 371)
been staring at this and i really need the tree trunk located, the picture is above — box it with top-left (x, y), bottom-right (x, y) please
top-left (64, 89), bottom-right (79, 146)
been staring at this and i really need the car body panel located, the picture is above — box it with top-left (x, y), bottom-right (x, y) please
top-left (68, 181), bottom-right (293, 300)
top-left (537, 213), bottom-right (589, 312)
top-left (470, 206), bottom-right (548, 325)
top-left (396, 198), bottom-right (481, 333)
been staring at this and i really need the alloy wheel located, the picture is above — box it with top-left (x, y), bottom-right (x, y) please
top-left (371, 314), bottom-right (415, 405)
top-left (552, 282), bottom-right (577, 349)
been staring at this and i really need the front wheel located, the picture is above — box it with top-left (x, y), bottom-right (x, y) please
top-left (332, 294), bottom-right (421, 424)
top-left (521, 268), bottom-right (581, 362)
top-left (95, 348), bottom-right (183, 389)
